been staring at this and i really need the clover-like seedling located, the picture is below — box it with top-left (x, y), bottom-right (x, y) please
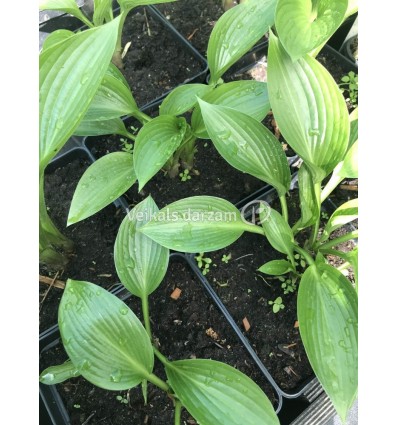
top-left (116, 395), bottom-right (128, 405)
top-left (195, 252), bottom-right (212, 275)
top-left (179, 169), bottom-right (192, 182)
top-left (268, 297), bottom-right (285, 313)
top-left (279, 276), bottom-right (297, 295)
top-left (222, 253), bottom-right (232, 263)
top-left (120, 138), bottom-right (134, 154)
top-left (321, 211), bottom-right (330, 220)
top-left (339, 71), bottom-right (358, 106)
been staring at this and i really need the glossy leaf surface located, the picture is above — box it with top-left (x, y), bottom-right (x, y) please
top-left (140, 196), bottom-right (258, 253)
top-left (59, 279), bottom-right (154, 390)
top-left (114, 197), bottom-right (169, 298)
top-left (68, 152), bottom-right (136, 225)
top-left (166, 359), bottom-right (279, 425)
top-left (258, 259), bottom-right (293, 275)
top-left (159, 84), bottom-right (213, 116)
top-left (40, 18), bottom-right (120, 166)
top-left (260, 208), bottom-right (296, 261)
top-left (93, 0), bottom-right (113, 26)
top-left (207, 0), bottom-right (276, 82)
top-left (74, 117), bottom-right (129, 137)
top-left (320, 198), bottom-right (358, 241)
top-left (42, 29), bottom-right (74, 51)
top-left (298, 263), bottom-right (358, 422)
top-left (192, 80), bottom-right (270, 139)
top-left (39, 0), bottom-right (92, 24)
top-left (267, 32), bottom-right (349, 182)
top-left (275, 0), bottom-right (348, 60)
top-left (198, 100), bottom-right (290, 196)
top-left (40, 360), bottom-right (80, 385)
top-left (133, 116), bottom-right (186, 190)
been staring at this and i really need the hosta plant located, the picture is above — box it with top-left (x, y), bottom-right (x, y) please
top-left (40, 197), bottom-right (280, 425)
top-left (132, 2), bottom-right (358, 421)
top-left (39, 0), bottom-right (176, 266)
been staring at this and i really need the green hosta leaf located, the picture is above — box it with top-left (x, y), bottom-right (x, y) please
top-left (166, 359), bottom-right (279, 425)
top-left (39, 0), bottom-right (92, 25)
top-left (133, 116), bottom-right (187, 191)
top-left (320, 199), bottom-right (358, 242)
top-left (42, 29), bottom-right (74, 52)
top-left (59, 279), bottom-right (154, 390)
top-left (208, 0), bottom-right (276, 82)
top-left (198, 100), bottom-right (290, 196)
top-left (93, 0), bottom-right (113, 26)
top-left (275, 0), bottom-right (348, 60)
top-left (294, 163), bottom-right (320, 231)
top-left (192, 80), bottom-right (270, 139)
top-left (40, 17), bottom-right (120, 167)
top-left (74, 117), bottom-right (129, 137)
top-left (298, 263), bottom-right (358, 422)
top-left (346, 0), bottom-right (358, 17)
top-left (81, 68), bottom-right (138, 122)
top-left (348, 108), bottom-right (358, 151)
top-left (258, 260), bottom-right (293, 275)
top-left (345, 247), bottom-right (358, 286)
top-left (117, 0), bottom-right (178, 11)
top-left (68, 152), bottom-right (136, 225)
top-left (114, 197), bottom-right (169, 298)
top-left (260, 207), bottom-right (296, 262)
top-left (267, 32), bottom-right (349, 182)
top-left (40, 360), bottom-right (81, 385)
top-left (159, 84), bottom-right (213, 116)
top-left (140, 196), bottom-right (259, 253)
top-left (107, 63), bottom-right (131, 89)
top-left (335, 140), bottom-right (358, 179)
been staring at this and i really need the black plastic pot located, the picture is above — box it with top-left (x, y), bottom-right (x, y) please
top-left (341, 36), bottom-right (358, 66)
top-left (327, 13), bottom-right (358, 52)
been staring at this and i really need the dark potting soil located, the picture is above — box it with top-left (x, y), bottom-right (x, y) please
top-left (40, 260), bottom-right (278, 425)
top-left (40, 156), bottom-right (125, 332)
top-left (156, 0), bottom-right (225, 56)
top-left (119, 7), bottom-right (203, 107)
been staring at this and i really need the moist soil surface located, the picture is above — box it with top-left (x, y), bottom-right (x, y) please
top-left (119, 7), bottom-right (204, 107)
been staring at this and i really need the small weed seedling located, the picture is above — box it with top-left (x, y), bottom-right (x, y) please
top-left (321, 211), bottom-right (330, 220)
top-left (116, 395), bottom-right (129, 405)
top-left (340, 71), bottom-right (358, 106)
top-left (179, 169), bottom-right (191, 182)
top-left (269, 297), bottom-right (285, 314)
top-left (278, 276), bottom-right (297, 295)
top-left (120, 138), bottom-right (134, 154)
top-left (221, 253), bottom-right (232, 263)
top-left (195, 252), bottom-right (212, 275)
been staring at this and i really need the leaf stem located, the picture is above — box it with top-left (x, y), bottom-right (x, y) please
top-left (132, 110), bottom-right (152, 124)
top-left (318, 230), bottom-right (358, 252)
top-left (293, 246), bottom-right (315, 266)
top-left (321, 172), bottom-right (343, 203)
top-left (141, 295), bottom-right (152, 339)
top-left (279, 194), bottom-right (289, 223)
top-left (125, 132), bottom-right (136, 141)
top-left (309, 182), bottom-right (321, 248)
top-left (174, 400), bottom-right (182, 425)
top-left (146, 373), bottom-right (170, 393)
top-left (153, 346), bottom-right (171, 366)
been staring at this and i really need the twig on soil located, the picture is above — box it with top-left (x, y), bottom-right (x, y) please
top-left (339, 184), bottom-right (358, 191)
top-left (39, 272), bottom-right (60, 312)
top-left (39, 274), bottom-right (65, 289)
top-left (187, 28), bottom-right (198, 40)
top-left (232, 253), bottom-right (253, 262)
top-left (82, 412), bottom-right (96, 425)
top-left (144, 8), bottom-right (151, 36)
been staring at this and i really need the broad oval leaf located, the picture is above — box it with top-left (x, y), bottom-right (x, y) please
top-left (40, 17), bottom-right (120, 166)
top-left (260, 207), bottom-right (296, 262)
top-left (192, 80), bottom-right (270, 139)
top-left (68, 152), bottom-right (136, 225)
top-left (298, 263), bottom-right (358, 422)
top-left (40, 360), bottom-right (80, 385)
top-left (339, 140), bottom-right (358, 178)
top-left (258, 259), bottom-right (293, 275)
top-left (348, 107), bottom-right (358, 150)
top-left (268, 32), bottom-right (349, 182)
top-left (275, 0), bottom-right (348, 60)
top-left (140, 196), bottom-right (260, 253)
top-left (39, 0), bottom-right (92, 26)
top-left (294, 163), bottom-right (320, 232)
top-left (114, 196), bottom-right (169, 298)
top-left (42, 29), bottom-right (74, 52)
top-left (320, 198), bottom-right (358, 242)
top-left (198, 100), bottom-right (290, 196)
top-left (74, 117), bottom-right (129, 137)
top-left (208, 0), bottom-right (277, 82)
top-left (159, 84), bottom-right (213, 116)
top-left (93, 0), bottom-right (113, 26)
top-left (81, 69), bottom-right (138, 122)
top-left (166, 359), bottom-right (279, 425)
top-left (133, 116), bottom-right (187, 191)
top-left (59, 279), bottom-right (154, 390)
